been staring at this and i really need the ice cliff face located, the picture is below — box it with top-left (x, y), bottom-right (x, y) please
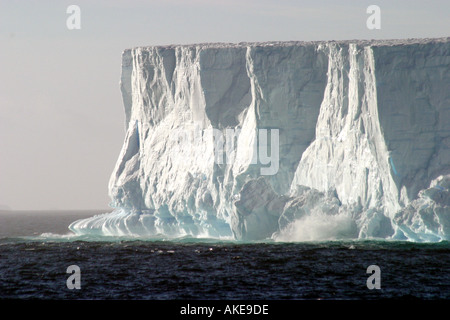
top-left (70, 38), bottom-right (450, 242)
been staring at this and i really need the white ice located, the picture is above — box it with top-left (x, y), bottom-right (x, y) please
top-left (69, 38), bottom-right (450, 242)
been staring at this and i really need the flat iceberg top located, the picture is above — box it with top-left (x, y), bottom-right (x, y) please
top-left (125, 37), bottom-right (450, 52)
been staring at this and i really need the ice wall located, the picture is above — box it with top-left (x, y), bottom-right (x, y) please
top-left (69, 38), bottom-right (450, 242)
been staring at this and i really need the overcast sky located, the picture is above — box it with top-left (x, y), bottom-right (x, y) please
top-left (0, 0), bottom-right (449, 210)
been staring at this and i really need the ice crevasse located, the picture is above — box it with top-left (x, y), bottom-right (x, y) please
top-left (70, 38), bottom-right (450, 242)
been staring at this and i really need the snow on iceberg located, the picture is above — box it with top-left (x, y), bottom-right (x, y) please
top-left (69, 38), bottom-right (450, 242)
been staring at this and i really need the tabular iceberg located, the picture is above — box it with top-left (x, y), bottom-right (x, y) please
top-left (69, 38), bottom-right (450, 242)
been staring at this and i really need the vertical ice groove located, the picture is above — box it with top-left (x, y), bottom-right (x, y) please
top-left (287, 43), bottom-right (400, 239)
top-left (361, 46), bottom-right (400, 216)
top-left (245, 46), bottom-right (264, 120)
top-left (120, 49), bottom-right (133, 130)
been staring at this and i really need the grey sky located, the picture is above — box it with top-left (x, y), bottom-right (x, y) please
top-left (0, 0), bottom-right (449, 210)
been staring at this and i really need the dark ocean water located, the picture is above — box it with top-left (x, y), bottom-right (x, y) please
top-left (0, 210), bottom-right (449, 300)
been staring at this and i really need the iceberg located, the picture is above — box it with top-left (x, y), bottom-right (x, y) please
top-left (69, 38), bottom-right (450, 242)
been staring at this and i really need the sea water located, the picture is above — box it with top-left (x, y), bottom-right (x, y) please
top-left (0, 210), bottom-right (448, 300)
